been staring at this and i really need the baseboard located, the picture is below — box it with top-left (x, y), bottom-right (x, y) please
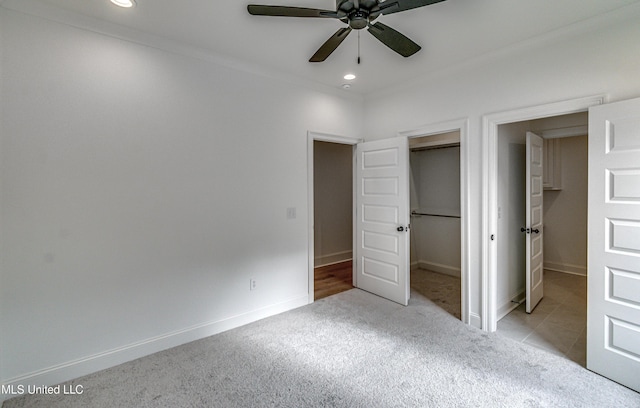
top-left (314, 250), bottom-right (352, 268)
top-left (416, 260), bottom-right (461, 278)
top-left (496, 290), bottom-right (525, 321)
top-left (469, 312), bottom-right (482, 329)
top-left (496, 302), bottom-right (520, 322)
top-left (0, 294), bottom-right (309, 403)
top-left (544, 261), bottom-right (587, 276)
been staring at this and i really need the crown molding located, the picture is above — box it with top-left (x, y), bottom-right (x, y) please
top-left (368, 1), bottom-right (640, 99)
top-left (0, 0), bottom-right (364, 103)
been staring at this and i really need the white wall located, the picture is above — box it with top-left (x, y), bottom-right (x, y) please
top-left (496, 123), bottom-right (528, 318)
top-left (542, 136), bottom-right (588, 275)
top-left (410, 146), bottom-right (461, 276)
top-left (313, 141), bottom-right (353, 266)
top-left (363, 5), bottom-right (640, 327)
top-left (0, 6), bottom-right (363, 389)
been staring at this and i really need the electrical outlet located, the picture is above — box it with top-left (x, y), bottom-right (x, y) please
top-left (250, 278), bottom-right (257, 291)
top-left (286, 207), bottom-right (296, 220)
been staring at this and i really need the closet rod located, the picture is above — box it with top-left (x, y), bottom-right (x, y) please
top-left (410, 143), bottom-right (460, 152)
top-left (411, 211), bottom-right (461, 219)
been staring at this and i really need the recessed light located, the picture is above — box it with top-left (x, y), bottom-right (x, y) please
top-left (110, 0), bottom-right (135, 8)
top-left (343, 74), bottom-right (356, 81)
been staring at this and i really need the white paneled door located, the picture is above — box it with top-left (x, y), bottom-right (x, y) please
top-left (526, 132), bottom-right (544, 313)
top-left (355, 137), bottom-right (410, 306)
top-left (587, 97), bottom-right (640, 393)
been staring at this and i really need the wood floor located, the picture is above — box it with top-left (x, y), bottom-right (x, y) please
top-left (314, 260), bottom-right (353, 300)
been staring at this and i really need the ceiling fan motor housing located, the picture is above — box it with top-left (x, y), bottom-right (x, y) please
top-left (349, 10), bottom-right (369, 29)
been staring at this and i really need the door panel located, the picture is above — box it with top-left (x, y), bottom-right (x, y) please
top-left (587, 97), bottom-right (640, 393)
top-left (526, 132), bottom-right (544, 313)
top-left (355, 137), bottom-right (410, 305)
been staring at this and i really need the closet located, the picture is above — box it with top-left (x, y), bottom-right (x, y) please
top-left (409, 132), bottom-right (462, 319)
top-left (495, 112), bottom-right (589, 319)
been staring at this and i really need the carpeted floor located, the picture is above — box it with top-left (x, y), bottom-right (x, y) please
top-left (4, 288), bottom-right (639, 408)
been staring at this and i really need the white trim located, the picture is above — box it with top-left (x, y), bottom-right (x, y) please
top-left (469, 312), bottom-right (482, 329)
top-left (0, 0), bottom-right (363, 103)
top-left (399, 117), bottom-right (472, 325)
top-left (497, 290), bottom-right (526, 321)
top-left (307, 131), bottom-right (362, 304)
top-left (481, 95), bottom-right (605, 332)
top-left (415, 261), bottom-right (461, 278)
top-left (0, 294), bottom-right (308, 403)
top-left (370, 3), bottom-right (640, 99)
top-left (314, 251), bottom-right (352, 268)
top-left (544, 262), bottom-right (587, 276)
top-left (541, 125), bottom-right (588, 139)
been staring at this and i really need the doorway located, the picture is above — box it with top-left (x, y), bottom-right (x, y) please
top-left (409, 131), bottom-right (462, 320)
top-left (401, 118), bottom-right (472, 324)
top-left (313, 140), bottom-right (354, 300)
top-left (493, 114), bottom-right (589, 365)
top-left (307, 132), bottom-right (361, 303)
top-left (482, 95), bottom-right (603, 332)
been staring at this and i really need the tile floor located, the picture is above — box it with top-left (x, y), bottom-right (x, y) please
top-left (410, 268), bottom-right (587, 367)
top-left (496, 270), bottom-right (587, 366)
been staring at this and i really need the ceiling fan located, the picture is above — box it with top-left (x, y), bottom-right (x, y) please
top-left (247, 0), bottom-right (446, 62)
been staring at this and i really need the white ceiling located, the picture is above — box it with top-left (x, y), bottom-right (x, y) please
top-left (12, 0), bottom-right (640, 94)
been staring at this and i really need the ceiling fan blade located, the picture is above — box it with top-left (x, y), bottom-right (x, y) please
top-left (309, 27), bottom-right (353, 62)
top-left (247, 5), bottom-right (338, 18)
top-left (367, 22), bottom-right (420, 57)
top-left (377, 0), bottom-right (446, 16)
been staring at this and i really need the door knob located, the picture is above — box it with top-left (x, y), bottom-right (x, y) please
top-left (520, 227), bottom-right (530, 233)
top-left (532, 228), bottom-right (540, 234)
top-left (397, 226), bottom-right (405, 232)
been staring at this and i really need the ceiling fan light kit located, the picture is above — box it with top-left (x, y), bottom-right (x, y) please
top-left (247, 0), bottom-right (446, 62)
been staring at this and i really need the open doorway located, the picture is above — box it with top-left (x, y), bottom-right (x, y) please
top-left (399, 118), bottom-right (471, 324)
top-left (408, 132), bottom-right (462, 319)
top-left (307, 132), bottom-right (361, 303)
top-left (493, 112), bottom-right (589, 366)
top-left (313, 140), bottom-right (354, 300)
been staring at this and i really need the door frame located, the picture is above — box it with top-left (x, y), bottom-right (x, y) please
top-left (399, 117), bottom-right (472, 325)
top-left (481, 95), bottom-right (605, 332)
top-left (307, 131), bottom-right (362, 304)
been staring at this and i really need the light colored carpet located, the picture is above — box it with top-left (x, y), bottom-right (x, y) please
top-left (4, 288), bottom-right (639, 407)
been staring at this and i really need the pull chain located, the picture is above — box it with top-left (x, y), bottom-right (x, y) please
top-left (357, 31), bottom-right (361, 64)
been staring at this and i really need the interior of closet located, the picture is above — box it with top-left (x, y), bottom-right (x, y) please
top-left (409, 132), bottom-right (462, 319)
top-left (494, 112), bottom-right (588, 366)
